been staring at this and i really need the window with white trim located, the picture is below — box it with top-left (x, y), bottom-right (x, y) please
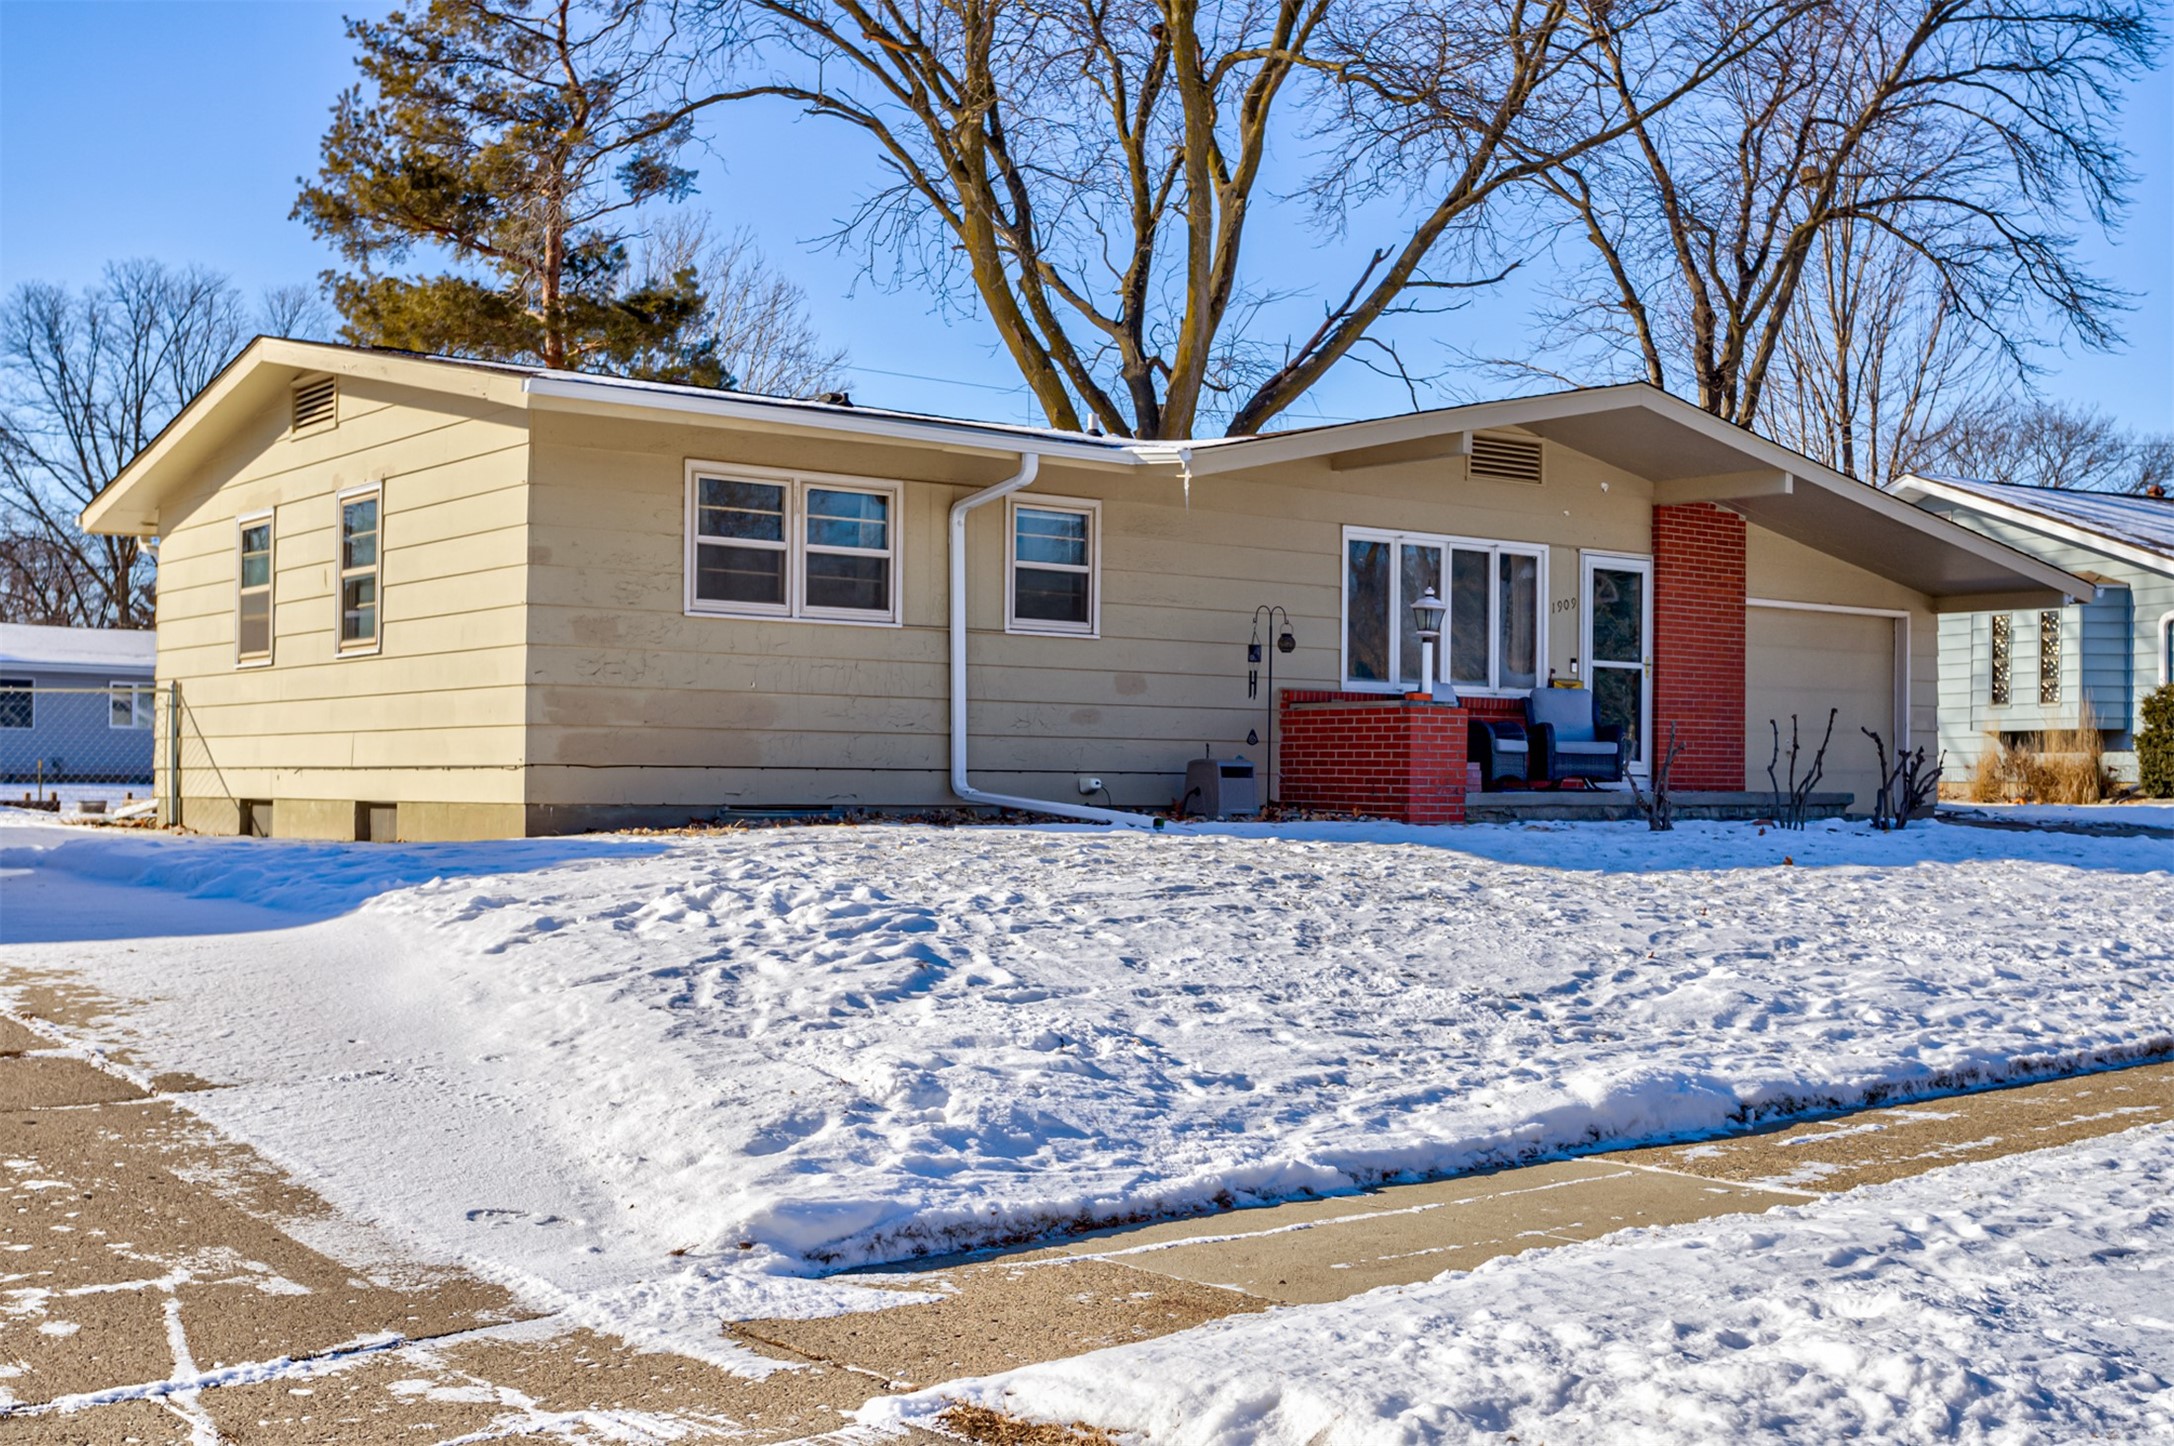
top-left (1343, 527), bottom-right (1544, 691)
top-left (0, 678), bottom-right (30, 730)
top-left (238, 515), bottom-right (273, 663)
top-left (109, 682), bottom-right (155, 730)
top-left (1008, 498), bottom-right (1098, 636)
top-left (686, 468), bottom-right (898, 623)
top-left (338, 486), bottom-right (381, 652)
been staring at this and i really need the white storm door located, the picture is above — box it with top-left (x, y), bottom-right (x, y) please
top-left (1582, 554), bottom-right (1653, 774)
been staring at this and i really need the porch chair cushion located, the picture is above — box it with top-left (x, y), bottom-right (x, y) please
top-left (1523, 687), bottom-right (1628, 784)
top-left (1467, 719), bottom-right (1529, 787)
top-left (1526, 686), bottom-right (1597, 742)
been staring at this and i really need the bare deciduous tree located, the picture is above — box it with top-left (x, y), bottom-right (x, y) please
top-left (631, 215), bottom-right (849, 395)
top-left (0, 531), bottom-right (93, 627)
top-left (1758, 211), bottom-right (1999, 483)
top-left (685, 0), bottom-right (1782, 437)
top-left (260, 284), bottom-right (339, 341)
top-left (0, 262), bottom-right (253, 628)
top-left (1531, 0), bottom-right (2158, 432)
top-left (1922, 399), bottom-right (2174, 493)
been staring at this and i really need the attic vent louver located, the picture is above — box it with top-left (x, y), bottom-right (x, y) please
top-left (1470, 433), bottom-right (1543, 484)
top-left (291, 375), bottom-right (338, 433)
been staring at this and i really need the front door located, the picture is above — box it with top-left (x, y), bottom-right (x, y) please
top-left (1583, 554), bottom-right (1653, 774)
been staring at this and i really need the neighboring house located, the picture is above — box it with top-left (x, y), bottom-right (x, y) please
top-left (79, 340), bottom-right (2085, 840)
top-left (0, 623), bottom-right (158, 793)
top-left (1891, 475), bottom-right (2174, 784)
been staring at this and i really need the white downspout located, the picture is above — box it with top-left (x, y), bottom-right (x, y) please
top-left (949, 454), bottom-right (1158, 828)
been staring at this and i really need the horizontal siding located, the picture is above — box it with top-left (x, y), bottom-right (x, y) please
top-left (154, 373), bottom-right (530, 815)
top-left (1916, 497), bottom-right (2174, 748)
top-left (524, 411), bottom-right (1657, 809)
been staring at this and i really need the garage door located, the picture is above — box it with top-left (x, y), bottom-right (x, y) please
top-left (1745, 607), bottom-right (1898, 816)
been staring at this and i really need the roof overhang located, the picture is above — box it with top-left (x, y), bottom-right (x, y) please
top-left (79, 348), bottom-right (2092, 611)
top-left (81, 339), bottom-right (530, 536)
top-left (1890, 473), bottom-right (2174, 580)
top-left (1178, 385), bottom-right (2092, 610)
top-left (519, 374), bottom-right (1139, 469)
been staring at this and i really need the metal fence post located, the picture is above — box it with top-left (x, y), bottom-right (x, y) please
top-left (166, 679), bottom-right (183, 831)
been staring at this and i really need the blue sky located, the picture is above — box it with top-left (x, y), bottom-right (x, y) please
top-left (2, 0), bottom-right (2166, 435)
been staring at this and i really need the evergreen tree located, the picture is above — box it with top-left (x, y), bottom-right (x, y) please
top-left (297, 0), bottom-right (729, 380)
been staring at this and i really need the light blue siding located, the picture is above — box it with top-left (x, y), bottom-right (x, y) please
top-left (1917, 498), bottom-right (2174, 783)
top-left (0, 669), bottom-right (156, 787)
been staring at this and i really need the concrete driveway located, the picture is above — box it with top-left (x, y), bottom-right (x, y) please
top-left (3, 967), bottom-right (2168, 1444)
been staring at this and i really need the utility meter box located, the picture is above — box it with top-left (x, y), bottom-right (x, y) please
top-left (1185, 755), bottom-right (1259, 818)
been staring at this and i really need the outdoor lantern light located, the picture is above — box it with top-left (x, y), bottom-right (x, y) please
top-left (1409, 586), bottom-right (1445, 695)
top-left (1277, 625), bottom-right (1296, 654)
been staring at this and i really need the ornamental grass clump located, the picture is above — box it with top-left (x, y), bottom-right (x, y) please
top-left (1967, 703), bottom-right (2112, 804)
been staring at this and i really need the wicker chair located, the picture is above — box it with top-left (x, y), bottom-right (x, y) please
top-left (1467, 717), bottom-right (1530, 789)
top-left (1525, 687), bottom-right (1630, 785)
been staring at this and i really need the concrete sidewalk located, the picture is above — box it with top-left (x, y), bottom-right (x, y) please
top-left (1, 965), bottom-right (2167, 1444)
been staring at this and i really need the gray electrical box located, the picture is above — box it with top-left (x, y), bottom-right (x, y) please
top-left (1184, 755), bottom-right (1259, 818)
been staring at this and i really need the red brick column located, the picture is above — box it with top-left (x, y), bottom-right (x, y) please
top-left (1277, 693), bottom-right (1468, 823)
top-left (1652, 502), bottom-right (1746, 789)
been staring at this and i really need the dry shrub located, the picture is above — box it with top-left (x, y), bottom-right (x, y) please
top-left (939, 1404), bottom-right (1121, 1446)
top-left (1967, 704), bottom-right (2110, 804)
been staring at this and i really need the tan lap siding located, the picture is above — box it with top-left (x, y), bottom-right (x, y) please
top-left (525, 416), bottom-right (1655, 812)
top-left (153, 376), bottom-right (531, 834)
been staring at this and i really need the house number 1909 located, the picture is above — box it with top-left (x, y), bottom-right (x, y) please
top-left (1551, 597), bottom-right (1578, 614)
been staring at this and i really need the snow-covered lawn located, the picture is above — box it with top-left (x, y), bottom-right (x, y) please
top-left (870, 1125), bottom-right (2174, 1444)
top-left (0, 816), bottom-right (2166, 1363)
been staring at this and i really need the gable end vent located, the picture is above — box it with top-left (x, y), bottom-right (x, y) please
top-left (291, 375), bottom-right (338, 434)
top-left (1470, 434), bottom-right (1543, 484)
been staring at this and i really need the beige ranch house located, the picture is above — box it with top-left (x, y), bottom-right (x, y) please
top-left (83, 340), bottom-right (2087, 840)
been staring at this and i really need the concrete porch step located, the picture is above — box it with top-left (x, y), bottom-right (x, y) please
top-left (1464, 788), bottom-right (1855, 823)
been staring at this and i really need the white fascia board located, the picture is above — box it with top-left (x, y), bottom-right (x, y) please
top-left (522, 375), bottom-right (1144, 468)
top-left (1168, 385), bottom-right (1661, 478)
top-left (1891, 475), bottom-right (2174, 579)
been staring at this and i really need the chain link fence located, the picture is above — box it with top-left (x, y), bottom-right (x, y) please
top-left (0, 680), bottom-right (161, 821)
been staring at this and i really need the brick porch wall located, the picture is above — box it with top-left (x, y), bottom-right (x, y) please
top-left (1652, 503), bottom-right (1746, 789)
top-left (1277, 692), bottom-right (1524, 823)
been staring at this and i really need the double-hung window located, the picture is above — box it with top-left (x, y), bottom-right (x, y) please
top-left (1008, 498), bottom-right (1098, 636)
top-left (338, 485), bottom-right (381, 654)
top-left (109, 683), bottom-right (155, 730)
top-left (237, 513), bottom-right (273, 664)
top-left (686, 465), bottom-right (899, 623)
top-left (0, 678), bottom-right (30, 730)
top-left (1344, 526), bottom-right (1545, 692)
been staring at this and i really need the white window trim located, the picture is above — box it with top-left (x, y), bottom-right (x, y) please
top-left (682, 461), bottom-right (903, 627)
top-left (108, 681), bottom-right (155, 730)
top-left (335, 482), bottom-right (384, 658)
top-left (1339, 525), bottom-right (1548, 694)
top-left (2159, 609), bottom-right (2174, 688)
top-left (235, 508), bottom-right (274, 669)
top-left (0, 677), bottom-right (31, 731)
top-left (1005, 495), bottom-right (1101, 639)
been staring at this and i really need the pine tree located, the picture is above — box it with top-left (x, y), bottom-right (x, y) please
top-left (296, 0), bottom-right (727, 381)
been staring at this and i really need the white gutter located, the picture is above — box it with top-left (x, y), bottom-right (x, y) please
top-left (949, 454), bottom-right (1159, 828)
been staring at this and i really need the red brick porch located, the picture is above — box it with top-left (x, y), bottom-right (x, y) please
top-left (1276, 504), bottom-right (1751, 824)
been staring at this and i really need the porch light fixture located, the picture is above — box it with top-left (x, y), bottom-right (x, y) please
top-left (1410, 586), bottom-right (1445, 697)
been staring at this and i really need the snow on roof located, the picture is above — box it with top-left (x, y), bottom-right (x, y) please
top-left (1913, 475), bottom-right (2174, 558)
top-left (0, 623), bottom-right (157, 674)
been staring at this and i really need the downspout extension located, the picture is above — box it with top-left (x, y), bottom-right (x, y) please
top-left (949, 454), bottom-right (1158, 828)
